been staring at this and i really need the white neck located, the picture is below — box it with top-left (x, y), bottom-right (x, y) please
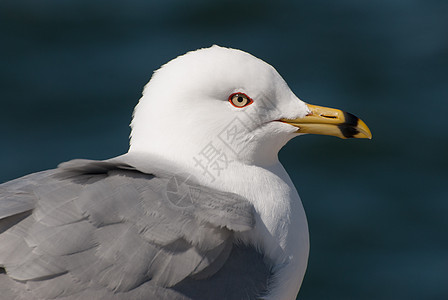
top-left (219, 162), bottom-right (309, 300)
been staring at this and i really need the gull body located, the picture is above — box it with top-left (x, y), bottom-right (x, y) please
top-left (0, 46), bottom-right (371, 299)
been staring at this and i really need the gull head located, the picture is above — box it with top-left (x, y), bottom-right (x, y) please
top-left (129, 46), bottom-right (371, 168)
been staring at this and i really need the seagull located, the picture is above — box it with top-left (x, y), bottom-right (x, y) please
top-left (0, 46), bottom-right (371, 300)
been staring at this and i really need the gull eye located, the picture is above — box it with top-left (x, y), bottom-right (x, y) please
top-left (229, 93), bottom-right (253, 108)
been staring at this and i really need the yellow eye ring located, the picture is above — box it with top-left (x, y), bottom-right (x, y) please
top-left (229, 93), bottom-right (253, 108)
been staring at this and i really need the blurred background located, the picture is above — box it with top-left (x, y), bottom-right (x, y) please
top-left (1, 0), bottom-right (447, 299)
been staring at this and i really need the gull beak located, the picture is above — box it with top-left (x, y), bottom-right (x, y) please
top-left (280, 104), bottom-right (372, 139)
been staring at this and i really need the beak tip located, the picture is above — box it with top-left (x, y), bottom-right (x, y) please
top-left (357, 120), bottom-right (372, 140)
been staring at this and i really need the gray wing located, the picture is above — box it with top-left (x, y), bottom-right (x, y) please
top-left (0, 157), bottom-right (272, 299)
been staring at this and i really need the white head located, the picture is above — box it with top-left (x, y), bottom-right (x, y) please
top-left (129, 45), bottom-right (371, 169)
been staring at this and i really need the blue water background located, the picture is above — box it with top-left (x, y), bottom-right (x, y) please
top-left (1, 1), bottom-right (447, 299)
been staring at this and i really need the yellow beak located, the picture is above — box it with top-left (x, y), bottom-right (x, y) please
top-left (280, 104), bottom-right (372, 139)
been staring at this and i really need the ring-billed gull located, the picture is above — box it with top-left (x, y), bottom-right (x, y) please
top-left (0, 46), bottom-right (371, 299)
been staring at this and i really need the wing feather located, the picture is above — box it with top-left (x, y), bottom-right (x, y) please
top-left (0, 156), bottom-right (266, 299)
